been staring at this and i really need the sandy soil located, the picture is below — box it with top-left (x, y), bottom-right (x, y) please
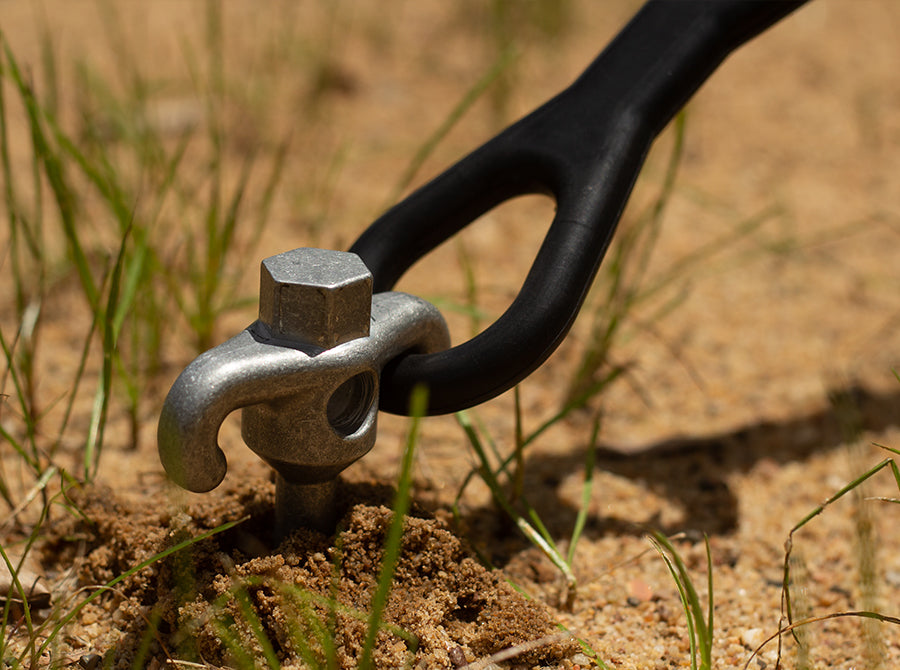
top-left (3, 1), bottom-right (900, 668)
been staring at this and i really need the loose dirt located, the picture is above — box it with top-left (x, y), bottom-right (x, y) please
top-left (40, 478), bottom-right (573, 668)
top-left (3, 1), bottom-right (900, 669)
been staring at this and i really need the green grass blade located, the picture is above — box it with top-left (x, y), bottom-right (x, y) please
top-left (54, 296), bottom-right (102, 451)
top-left (384, 47), bottom-right (515, 208)
top-left (84, 223), bottom-right (133, 480)
top-left (129, 606), bottom-right (164, 670)
top-left (273, 581), bottom-right (339, 668)
top-left (512, 386), bottom-right (525, 501)
top-left (652, 537), bottom-right (699, 670)
top-left (455, 238), bottom-right (482, 338)
top-left (455, 410), bottom-right (577, 602)
top-left (3, 491), bottom-right (70, 666)
top-left (641, 206), bottom-right (777, 305)
top-left (0, 466), bottom-right (57, 532)
top-left (565, 112), bottom-right (687, 407)
top-left (876, 442), bottom-right (900, 459)
top-left (232, 585), bottom-right (281, 669)
top-left (51, 118), bottom-right (133, 225)
top-left (3, 41), bottom-right (99, 311)
top-left (0, 36), bottom-right (28, 253)
top-left (742, 611), bottom-right (900, 670)
top-left (526, 505), bottom-right (556, 548)
top-left (210, 608), bottom-right (257, 669)
top-left (567, 412), bottom-right (600, 566)
top-left (0, 329), bottom-right (40, 474)
top-left (705, 536), bottom-right (714, 664)
top-left (112, 227), bottom-right (149, 342)
top-left (781, 455), bottom-right (897, 627)
top-left (788, 458), bottom-right (894, 540)
top-left (526, 364), bottom-right (627, 450)
top-left (295, 598), bottom-right (335, 668)
top-left (0, 544), bottom-right (37, 646)
top-left (36, 17), bottom-right (58, 117)
top-left (651, 531), bottom-right (712, 669)
top-left (358, 385), bottom-right (428, 670)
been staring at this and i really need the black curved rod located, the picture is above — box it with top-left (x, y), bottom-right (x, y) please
top-left (350, 0), bottom-right (808, 415)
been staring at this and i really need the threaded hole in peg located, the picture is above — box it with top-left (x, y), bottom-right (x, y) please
top-left (327, 371), bottom-right (377, 438)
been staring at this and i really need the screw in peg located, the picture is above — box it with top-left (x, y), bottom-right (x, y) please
top-left (247, 248), bottom-right (375, 534)
top-left (157, 247), bottom-right (450, 538)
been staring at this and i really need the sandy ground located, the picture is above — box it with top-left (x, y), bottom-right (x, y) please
top-left (3, 0), bottom-right (900, 668)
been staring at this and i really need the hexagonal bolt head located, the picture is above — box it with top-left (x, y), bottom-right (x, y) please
top-left (258, 248), bottom-right (373, 349)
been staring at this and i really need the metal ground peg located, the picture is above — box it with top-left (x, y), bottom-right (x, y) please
top-left (157, 248), bottom-right (449, 536)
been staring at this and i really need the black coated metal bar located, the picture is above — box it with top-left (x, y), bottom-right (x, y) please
top-left (350, 0), bottom-right (809, 415)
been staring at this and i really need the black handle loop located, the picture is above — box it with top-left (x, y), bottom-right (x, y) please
top-left (350, 0), bottom-right (807, 416)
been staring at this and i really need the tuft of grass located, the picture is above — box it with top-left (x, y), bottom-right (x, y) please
top-left (454, 405), bottom-right (602, 611)
top-left (0, 502), bottom-right (243, 669)
top-left (76, 0), bottom-right (291, 357)
top-left (1, 0), bottom-right (292, 470)
top-left (616, 441), bottom-right (900, 670)
top-left (1, 10), bottom-right (298, 664)
top-left (829, 385), bottom-right (885, 667)
top-left (650, 532), bottom-right (714, 670)
top-left (1, 31), bottom-right (141, 486)
top-left (202, 574), bottom-right (419, 670)
top-left (772, 443), bottom-right (900, 667)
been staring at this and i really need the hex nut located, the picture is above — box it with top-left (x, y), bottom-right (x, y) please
top-left (258, 248), bottom-right (373, 349)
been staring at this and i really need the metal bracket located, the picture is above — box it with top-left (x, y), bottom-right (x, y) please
top-left (157, 248), bottom-right (449, 535)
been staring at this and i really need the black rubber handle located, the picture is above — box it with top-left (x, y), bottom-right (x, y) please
top-left (350, 0), bottom-right (808, 415)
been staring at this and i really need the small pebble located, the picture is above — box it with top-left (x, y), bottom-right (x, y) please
top-left (64, 635), bottom-right (88, 649)
top-left (627, 577), bottom-right (654, 603)
top-left (741, 627), bottom-right (764, 650)
top-left (448, 645), bottom-right (468, 668)
top-left (112, 606), bottom-right (129, 625)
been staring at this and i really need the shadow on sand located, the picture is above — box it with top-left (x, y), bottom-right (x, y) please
top-left (457, 384), bottom-right (900, 564)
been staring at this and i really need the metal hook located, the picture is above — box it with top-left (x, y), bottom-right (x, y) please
top-left (158, 248), bottom-right (449, 535)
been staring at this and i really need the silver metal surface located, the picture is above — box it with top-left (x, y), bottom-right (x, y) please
top-left (259, 247), bottom-right (372, 348)
top-left (157, 248), bottom-right (449, 534)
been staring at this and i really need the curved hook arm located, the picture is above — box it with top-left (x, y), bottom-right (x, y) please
top-left (351, 0), bottom-right (807, 415)
top-left (157, 330), bottom-right (315, 492)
